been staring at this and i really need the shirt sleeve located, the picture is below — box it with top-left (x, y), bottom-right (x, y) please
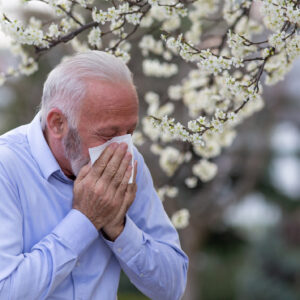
top-left (102, 148), bottom-right (189, 300)
top-left (0, 170), bottom-right (99, 300)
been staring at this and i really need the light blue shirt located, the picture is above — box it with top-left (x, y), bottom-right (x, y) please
top-left (0, 113), bottom-right (188, 300)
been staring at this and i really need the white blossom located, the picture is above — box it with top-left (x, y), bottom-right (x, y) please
top-left (162, 16), bottom-right (181, 32)
top-left (286, 6), bottom-right (300, 24)
top-left (261, 1), bottom-right (286, 31)
top-left (145, 91), bottom-right (160, 104)
top-left (227, 30), bottom-right (257, 59)
top-left (148, 0), bottom-right (159, 6)
top-left (139, 35), bottom-right (164, 56)
top-left (166, 186), bottom-right (179, 198)
top-left (215, 109), bottom-right (226, 120)
top-left (29, 17), bottom-right (42, 29)
top-left (150, 143), bottom-right (163, 155)
top-left (262, 47), bottom-right (272, 58)
top-left (189, 133), bottom-right (205, 146)
top-left (92, 8), bottom-right (107, 24)
top-left (112, 48), bottom-right (131, 64)
top-left (140, 15), bottom-right (154, 27)
top-left (193, 139), bottom-right (221, 159)
top-left (185, 177), bottom-right (197, 188)
top-left (171, 209), bottom-right (190, 229)
top-left (269, 31), bottom-right (286, 50)
top-left (48, 24), bottom-right (60, 38)
top-left (192, 159), bottom-right (218, 182)
top-left (132, 131), bottom-right (145, 146)
top-left (166, 36), bottom-right (182, 52)
top-left (60, 18), bottom-right (72, 33)
top-left (157, 185), bottom-right (178, 202)
top-left (106, 7), bottom-right (119, 22)
top-left (219, 129), bottom-right (237, 147)
top-left (125, 13), bottom-right (143, 25)
top-left (227, 112), bottom-right (238, 124)
top-left (0, 17), bottom-right (46, 47)
top-left (188, 120), bottom-right (201, 132)
top-left (157, 186), bottom-right (166, 202)
top-left (88, 27), bottom-right (102, 49)
top-left (168, 85), bottom-right (182, 101)
top-left (19, 57), bottom-right (38, 75)
top-left (159, 146), bottom-right (184, 176)
top-left (143, 59), bottom-right (178, 77)
top-left (77, 0), bottom-right (95, 8)
top-left (142, 117), bottom-right (161, 142)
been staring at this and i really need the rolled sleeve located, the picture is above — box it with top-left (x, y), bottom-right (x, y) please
top-left (52, 209), bottom-right (99, 257)
top-left (103, 215), bottom-right (144, 262)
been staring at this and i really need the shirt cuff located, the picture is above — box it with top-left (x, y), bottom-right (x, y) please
top-left (52, 209), bottom-right (99, 257)
top-left (103, 215), bottom-right (144, 262)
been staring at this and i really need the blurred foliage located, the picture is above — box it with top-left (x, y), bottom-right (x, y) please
top-left (118, 294), bottom-right (149, 300)
top-left (198, 148), bottom-right (300, 300)
top-left (118, 271), bottom-right (149, 299)
top-left (236, 230), bottom-right (300, 300)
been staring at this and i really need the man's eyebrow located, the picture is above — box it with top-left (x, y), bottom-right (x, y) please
top-left (94, 122), bottom-right (138, 136)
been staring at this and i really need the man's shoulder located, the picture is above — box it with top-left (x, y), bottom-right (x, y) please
top-left (0, 124), bottom-right (31, 176)
top-left (0, 124), bottom-right (28, 146)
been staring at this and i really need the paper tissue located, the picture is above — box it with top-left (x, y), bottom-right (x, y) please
top-left (88, 134), bottom-right (134, 183)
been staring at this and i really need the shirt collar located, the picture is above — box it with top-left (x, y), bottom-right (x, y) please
top-left (27, 112), bottom-right (71, 182)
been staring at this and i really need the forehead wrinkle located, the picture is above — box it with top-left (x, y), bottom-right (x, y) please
top-left (84, 79), bottom-right (138, 106)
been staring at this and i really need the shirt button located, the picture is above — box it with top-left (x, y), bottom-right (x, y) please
top-left (76, 261), bottom-right (80, 267)
top-left (139, 273), bottom-right (144, 277)
top-left (117, 247), bottom-right (122, 253)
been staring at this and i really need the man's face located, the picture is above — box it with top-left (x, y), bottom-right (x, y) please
top-left (62, 79), bottom-right (139, 176)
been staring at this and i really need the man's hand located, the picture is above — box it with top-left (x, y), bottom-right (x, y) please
top-left (72, 142), bottom-right (134, 232)
top-left (102, 160), bottom-right (138, 241)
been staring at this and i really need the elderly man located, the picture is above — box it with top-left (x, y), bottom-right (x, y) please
top-left (0, 51), bottom-right (188, 300)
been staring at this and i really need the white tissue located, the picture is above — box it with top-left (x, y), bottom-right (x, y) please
top-left (88, 134), bottom-right (134, 183)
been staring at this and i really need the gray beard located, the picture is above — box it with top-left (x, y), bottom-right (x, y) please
top-left (62, 127), bottom-right (89, 176)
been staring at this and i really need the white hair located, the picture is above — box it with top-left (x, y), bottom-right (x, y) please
top-left (40, 51), bottom-right (135, 129)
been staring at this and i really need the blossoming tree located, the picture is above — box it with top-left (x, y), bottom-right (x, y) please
top-left (0, 0), bottom-right (299, 231)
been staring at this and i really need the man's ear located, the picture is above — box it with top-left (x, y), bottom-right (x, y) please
top-left (46, 108), bottom-right (68, 139)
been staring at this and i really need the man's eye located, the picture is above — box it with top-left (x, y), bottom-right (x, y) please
top-left (102, 136), bottom-right (113, 141)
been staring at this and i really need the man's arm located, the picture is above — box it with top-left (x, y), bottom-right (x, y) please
top-left (103, 149), bottom-right (189, 300)
top-left (0, 142), bottom-right (133, 299)
top-left (0, 170), bottom-right (99, 299)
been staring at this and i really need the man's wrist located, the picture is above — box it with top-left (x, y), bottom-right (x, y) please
top-left (102, 219), bottom-right (126, 241)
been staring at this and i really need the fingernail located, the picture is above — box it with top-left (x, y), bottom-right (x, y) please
top-left (110, 143), bottom-right (118, 150)
top-left (125, 152), bottom-right (132, 160)
top-left (120, 143), bottom-right (128, 150)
